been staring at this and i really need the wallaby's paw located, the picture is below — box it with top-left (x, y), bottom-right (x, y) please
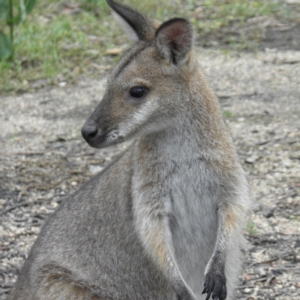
top-left (176, 286), bottom-right (197, 300)
top-left (202, 273), bottom-right (227, 300)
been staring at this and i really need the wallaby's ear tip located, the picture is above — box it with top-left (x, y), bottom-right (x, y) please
top-left (155, 18), bottom-right (193, 65)
top-left (156, 18), bottom-right (193, 36)
top-left (106, 0), bottom-right (122, 11)
top-left (156, 18), bottom-right (193, 46)
top-left (106, 0), bottom-right (115, 8)
top-left (106, 0), bottom-right (155, 41)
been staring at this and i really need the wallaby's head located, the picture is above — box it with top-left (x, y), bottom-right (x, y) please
top-left (82, 0), bottom-right (195, 149)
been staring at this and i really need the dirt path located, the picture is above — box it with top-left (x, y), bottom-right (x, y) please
top-left (1, 48), bottom-right (299, 299)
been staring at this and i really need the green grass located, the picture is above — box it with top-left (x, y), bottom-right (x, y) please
top-left (196, 0), bottom-right (284, 31)
top-left (0, 0), bottom-right (296, 94)
top-left (193, 0), bottom-right (293, 49)
top-left (223, 110), bottom-right (235, 119)
top-left (0, 0), bottom-right (184, 93)
top-left (247, 221), bottom-right (258, 235)
top-left (0, 0), bottom-right (114, 92)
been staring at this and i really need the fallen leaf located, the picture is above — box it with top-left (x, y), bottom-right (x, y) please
top-left (106, 48), bottom-right (122, 55)
top-left (244, 274), bottom-right (251, 281)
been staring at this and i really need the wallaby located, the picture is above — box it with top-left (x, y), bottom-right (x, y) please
top-left (8, 1), bottom-right (251, 299)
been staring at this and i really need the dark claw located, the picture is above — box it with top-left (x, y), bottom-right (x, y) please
top-left (212, 278), bottom-right (223, 299)
top-left (220, 284), bottom-right (227, 300)
top-left (202, 277), bottom-right (209, 294)
top-left (206, 275), bottom-right (214, 300)
top-left (206, 292), bottom-right (212, 300)
top-left (202, 273), bottom-right (226, 300)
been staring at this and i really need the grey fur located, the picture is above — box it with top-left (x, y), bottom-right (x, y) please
top-left (8, 1), bottom-right (250, 300)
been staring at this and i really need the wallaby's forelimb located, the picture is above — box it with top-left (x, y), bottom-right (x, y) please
top-left (203, 202), bottom-right (246, 300)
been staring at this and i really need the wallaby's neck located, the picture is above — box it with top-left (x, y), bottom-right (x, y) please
top-left (137, 68), bottom-right (234, 164)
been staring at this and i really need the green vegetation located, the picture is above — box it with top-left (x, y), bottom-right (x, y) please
top-left (247, 221), bottom-right (258, 235)
top-left (0, 0), bottom-right (36, 61)
top-left (0, 0), bottom-right (296, 93)
top-left (223, 110), bottom-right (235, 119)
top-left (195, 0), bottom-right (290, 33)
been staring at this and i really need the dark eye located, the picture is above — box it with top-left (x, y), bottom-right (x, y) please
top-left (129, 86), bottom-right (148, 98)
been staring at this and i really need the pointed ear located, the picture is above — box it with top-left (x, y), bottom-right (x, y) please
top-left (107, 0), bottom-right (155, 41)
top-left (155, 18), bottom-right (193, 65)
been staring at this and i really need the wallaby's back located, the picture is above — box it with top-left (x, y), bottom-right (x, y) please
top-left (9, 150), bottom-right (174, 300)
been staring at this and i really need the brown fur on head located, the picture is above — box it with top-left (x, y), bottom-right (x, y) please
top-left (81, 0), bottom-right (196, 149)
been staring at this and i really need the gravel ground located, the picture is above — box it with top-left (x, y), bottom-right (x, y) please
top-left (0, 48), bottom-right (300, 299)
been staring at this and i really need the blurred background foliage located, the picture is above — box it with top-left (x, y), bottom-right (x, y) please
top-left (0, 0), bottom-right (36, 61)
top-left (0, 0), bottom-right (298, 93)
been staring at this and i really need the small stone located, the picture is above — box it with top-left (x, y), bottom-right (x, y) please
top-left (245, 156), bottom-right (257, 164)
top-left (31, 79), bottom-right (48, 89)
top-left (294, 240), bottom-right (300, 248)
top-left (193, 7), bottom-right (203, 18)
top-left (252, 200), bottom-right (262, 212)
top-left (86, 49), bottom-right (100, 56)
top-left (89, 165), bottom-right (104, 174)
top-left (255, 267), bottom-right (267, 277)
top-left (262, 205), bottom-right (274, 218)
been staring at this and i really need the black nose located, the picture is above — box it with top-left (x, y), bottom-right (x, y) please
top-left (81, 124), bottom-right (98, 141)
